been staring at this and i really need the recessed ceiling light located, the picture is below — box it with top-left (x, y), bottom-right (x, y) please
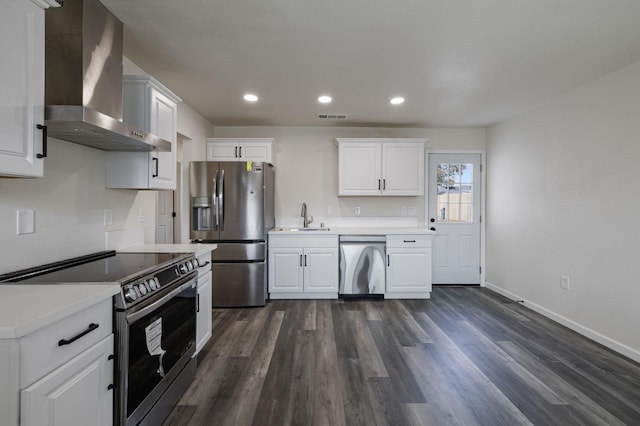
top-left (318, 95), bottom-right (332, 104)
top-left (390, 97), bottom-right (405, 105)
top-left (244, 93), bottom-right (258, 102)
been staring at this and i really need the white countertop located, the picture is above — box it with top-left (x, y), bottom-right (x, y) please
top-left (0, 284), bottom-right (120, 339)
top-left (117, 243), bottom-right (217, 256)
top-left (268, 227), bottom-right (435, 236)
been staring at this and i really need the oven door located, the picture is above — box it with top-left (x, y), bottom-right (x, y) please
top-left (117, 272), bottom-right (197, 426)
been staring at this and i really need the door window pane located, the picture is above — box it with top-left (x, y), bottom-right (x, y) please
top-left (435, 163), bottom-right (473, 223)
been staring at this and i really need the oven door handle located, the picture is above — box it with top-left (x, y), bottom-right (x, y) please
top-left (127, 275), bottom-right (197, 324)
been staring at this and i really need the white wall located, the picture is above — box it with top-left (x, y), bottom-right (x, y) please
top-left (0, 139), bottom-right (153, 273)
top-left (213, 126), bottom-right (485, 227)
top-left (486, 60), bottom-right (640, 360)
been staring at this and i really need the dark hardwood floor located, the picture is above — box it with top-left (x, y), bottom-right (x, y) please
top-left (164, 287), bottom-right (640, 425)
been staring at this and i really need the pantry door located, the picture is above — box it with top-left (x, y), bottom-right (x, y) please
top-left (428, 153), bottom-right (481, 284)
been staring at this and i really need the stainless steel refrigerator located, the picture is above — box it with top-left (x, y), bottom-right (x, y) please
top-left (190, 161), bottom-right (275, 307)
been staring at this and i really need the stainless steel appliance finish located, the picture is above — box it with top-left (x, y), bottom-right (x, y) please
top-left (339, 235), bottom-right (386, 296)
top-left (190, 161), bottom-right (275, 307)
top-left (43, 0), bottom-right (170, 152)
top-left (0, 251), bottom-right (198, 426)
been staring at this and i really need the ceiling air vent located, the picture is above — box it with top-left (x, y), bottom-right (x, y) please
top-left (317, 114), bottom-right (348, 120)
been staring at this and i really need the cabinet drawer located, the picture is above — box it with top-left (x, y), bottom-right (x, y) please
top-left (269, 235), bottom-right (338, 248)
top-left (20, 299), bottom-right (112, 387)
top-left (386, 234), bottom-right (432, 248)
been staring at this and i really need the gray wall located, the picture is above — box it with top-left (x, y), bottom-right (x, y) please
top-left (486, 59), bottom-right (640, 360)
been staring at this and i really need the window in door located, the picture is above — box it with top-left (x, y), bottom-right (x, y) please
top-left (436, 163), bottom-right (474, 223)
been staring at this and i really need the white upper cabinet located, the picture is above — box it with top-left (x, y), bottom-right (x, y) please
top-left (0, 0), bottom-right (57, 178)
top-left (206, 138), bottom-right (273, 163)
top-left (106, 76), bottom-right (181, 190)
top-left (337, 138), bottom-right (426, 196)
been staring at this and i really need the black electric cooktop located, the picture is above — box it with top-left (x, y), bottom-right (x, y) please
top-left (0, 251), bottom-right (190, 284)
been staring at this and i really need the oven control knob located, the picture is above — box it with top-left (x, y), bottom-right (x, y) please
top-left (138, 283), bottom-right (148, 295)
top-left (153, 277), bottom-right (161, 289)
top-left (148, 278), bottom-right (158, 290)
top-left (124, 287), bottom-right (138, 302)
top-left (187, 261), bottom-right (194, 271)
top-left (179, 264), bottom-right (188, 274)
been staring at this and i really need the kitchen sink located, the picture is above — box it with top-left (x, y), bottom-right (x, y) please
top-left (277, 227), bottom-right (331, 232)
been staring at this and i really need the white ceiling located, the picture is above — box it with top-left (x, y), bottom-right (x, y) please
top-left (102, 0), bottom-right (640, 128)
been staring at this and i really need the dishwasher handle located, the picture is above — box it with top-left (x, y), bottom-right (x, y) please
top-left (339, 235), bottom-right (386, 243)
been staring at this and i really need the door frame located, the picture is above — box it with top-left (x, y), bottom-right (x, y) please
top-left (424, 149), bottom-right (486, 286)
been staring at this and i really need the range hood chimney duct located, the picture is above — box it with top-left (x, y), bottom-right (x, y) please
top-left (44, 0), bottom-right (170, 151)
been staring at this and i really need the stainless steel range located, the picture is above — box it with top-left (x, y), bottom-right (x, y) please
top-left (0, 251), bottom-right (198, 426)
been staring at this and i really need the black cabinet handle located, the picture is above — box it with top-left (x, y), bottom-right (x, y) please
top-left (108, 354), bottom-right (114, 361)
top-left (197, 294), bottom-right (200, 312)
top-left (107, 384), bottom-right (115, 391)
top-left (403, 240), bottom-right (416, 243)
top-left (238, 146), bottom-right (243, 158)
top-left (300, 254), bottom-right (303, 267)
top-left (36, 124), bottom-right (47, 158)
top-left (152, 157), bottom-right (159, 177)
top-left (387, 254), bottom-right (390, 267)
top-left (378, 179), bottom-right (381, 190)
top-left (235, 146), bottom-right (238, 158)
top-left (58, 323), bottom-right (99, 346)
top-left (304, 255), bottom-right (307, 267)
top-left (383, 179), bottom-right (386, 190)
top-left (196, 260), bottom-right (211, 268)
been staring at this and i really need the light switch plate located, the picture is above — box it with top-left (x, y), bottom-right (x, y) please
top-left (16, 209), bottom-right (35, 234)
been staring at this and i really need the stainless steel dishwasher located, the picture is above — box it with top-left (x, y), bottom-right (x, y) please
top-left (339, 235), bottom-right (386, 297)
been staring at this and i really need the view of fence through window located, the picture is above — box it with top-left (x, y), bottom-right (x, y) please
top-left (436, 163), bottom-right (473, 223)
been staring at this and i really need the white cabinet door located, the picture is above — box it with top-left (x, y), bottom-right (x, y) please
top-left (206, 141), bottom-right (238, 161)
top-left (268, 248), bottom-right (304, 292)
top-left (386, 248), bottom-right (432, 292)
top-left (338, 142), bottom-right (382, 195)
top-left (303, 247), bottom-right (339, 292)
top-left (106, 76), bottom-right (180, 190)
top-left (382, 143), bottom-right (424, 195)
top-left (206, 139), bottom-right (273, 163)
top-left (195, 270), bottom-right (212, 355)
top-left (0, 0), bottom-right (47, 177)
top-left (21, 336), bottom-right (113, 426)
top-left (148, 87), bottom-right (177, 189)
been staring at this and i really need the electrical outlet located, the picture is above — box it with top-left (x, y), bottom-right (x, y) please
top-left (354, 206), bottom-right (361, 215)
top-left (103, 209), bottom-right (113, 226)
top-left (561, 275), bottom-right (570, 290)
top-left (400, 207), bottom-right (408, 216)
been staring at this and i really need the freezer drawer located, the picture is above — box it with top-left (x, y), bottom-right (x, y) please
top-left (212, 262), bottom-right (266, 307)
top-left (211, 242), bottom-right (266, 262)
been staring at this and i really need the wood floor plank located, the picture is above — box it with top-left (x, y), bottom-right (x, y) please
top-left (345, 310), bottom-right (389, 378)
top-left (228, 303), bottom-right (272, 357)
top-left (302, 300), bottom-right (317, 330)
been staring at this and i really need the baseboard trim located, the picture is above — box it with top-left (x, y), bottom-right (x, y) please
top-left (484, 282), bottom-right (640, 364)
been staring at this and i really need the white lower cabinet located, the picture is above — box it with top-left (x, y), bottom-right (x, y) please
top-left (269, 235), bottom-right (338, 298)
top-left (21, 336), bottom-right (113, 426)
top-left (386, 234), bottom-right (432, 298)
top-left (195, 250), bottom-right (213, 356)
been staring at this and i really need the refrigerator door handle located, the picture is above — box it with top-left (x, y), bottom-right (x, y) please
top-left (213, 174), bottom-right (219, 228)
top-left (220, 169), bottom-right (225, 230)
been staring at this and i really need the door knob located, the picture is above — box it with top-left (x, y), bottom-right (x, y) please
top-left (430, 227), bottom-right (436, 231)
top-left (430, 218), bottom-right (435, 223)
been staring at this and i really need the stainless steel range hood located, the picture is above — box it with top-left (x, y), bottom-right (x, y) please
top-left (44, 0), bottom-right (170, 152)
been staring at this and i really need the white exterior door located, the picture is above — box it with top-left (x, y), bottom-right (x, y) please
top-left (428, 153), bottom-right (481, 284)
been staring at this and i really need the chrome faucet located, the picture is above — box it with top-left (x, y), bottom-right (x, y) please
top-left (301, 202), bottom-right (313, 228)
